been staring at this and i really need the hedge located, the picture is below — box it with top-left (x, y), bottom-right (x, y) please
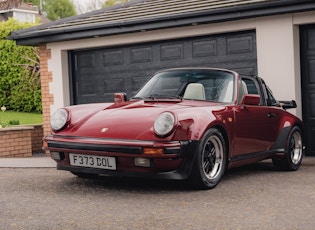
top-left (0, 18), bottom-right (41, 113)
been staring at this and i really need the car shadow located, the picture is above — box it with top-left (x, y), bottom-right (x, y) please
top-left (63, 160), bottom-right (279, 192)
top-left (222, 159), bottom-right (277, 181)
top-left (226, 159), bottom-right (276, 173)
top-left (70, 174), bottom-right (192, 191)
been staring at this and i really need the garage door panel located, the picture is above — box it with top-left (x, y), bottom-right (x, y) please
top-left (76, 53), bottom-right (96, 69)
top-left (130, 47), bottom-right (153, 64)
top-left (71, 30), bottom-right (257, 104)
top-left (306, 59), bottom-right (315, 84)
top-left (77, 81), bottom-right (97, 96)
top-left (160, 43), bottom-right (184, 61)
top-left (310, 128), bottom-right (315, 154)
top-left (77, 83), bottom-right (98, 104)
top-left (131, 75), bottom-right (150, 93)
top-left (300, 24), bottom-right (315, 155)
top-left (308, 94), bottom-right (315, 118)
top-left (305, 28), bottom-right (315, 51)
top-left (103, 50), bottom-right (123, 66)
top-left (103, 81), bottom-right (125, 101)
top-left (192, 39), bottom-right (217, 57)
top-left (227, 35), bottom-right (254, 54)
top-left (104, 78), bottom-right (125, 93)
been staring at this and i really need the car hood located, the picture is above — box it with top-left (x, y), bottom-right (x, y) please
top-left (58, 100), bottom-right (223, 140)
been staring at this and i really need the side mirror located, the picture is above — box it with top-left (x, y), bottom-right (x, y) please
top-left (241, 94), bottom-right (260, 106)
top-left (114, 93), bottom-right (127, 104)
top-left (279, 100), bottom-right (297, 110)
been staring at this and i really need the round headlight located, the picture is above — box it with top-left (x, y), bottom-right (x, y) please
top-left (50, 108), bottom-right (68, 131)
top-left (154, 112), bottom-right (176, 137)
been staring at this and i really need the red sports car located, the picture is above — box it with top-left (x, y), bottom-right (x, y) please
top-left (44, 68), bottom-right (304, 189)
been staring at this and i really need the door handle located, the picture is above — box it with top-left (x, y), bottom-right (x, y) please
top-left (267, 112), bottom-right (276, 118)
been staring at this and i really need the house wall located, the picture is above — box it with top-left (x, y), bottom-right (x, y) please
top-left (256, 15), bottom-right (301, 114)
top-left (41, 11), bottom-right (315, 136)
top-left (13, 11), bottom-right (36, 23)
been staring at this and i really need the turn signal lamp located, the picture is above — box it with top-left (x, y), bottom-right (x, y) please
top-left (43, 140), bottom-right (48, 149)
top-left (143, 147), bottom-right (164, 155)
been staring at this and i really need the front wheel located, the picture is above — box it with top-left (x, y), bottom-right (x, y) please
top-left (272, 126), bottom-right (303, 171)
top-left (189, 128), bottom-right (227, 189)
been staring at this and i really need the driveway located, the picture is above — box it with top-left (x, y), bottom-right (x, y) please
top-left (0, 157), bottom-right (314, 229)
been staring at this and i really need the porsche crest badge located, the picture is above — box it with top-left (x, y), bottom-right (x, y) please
top-left (101, 128), bottom-right (108, 133)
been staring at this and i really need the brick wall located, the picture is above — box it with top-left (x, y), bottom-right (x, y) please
top-left (0, 125), bottom-right (44, 158)
top-left (31, 124), bottom-right (44, 153)
top-left (39, 44), bottom-right (53, 138)
top-left (0, 126), bottom-right (32, 158)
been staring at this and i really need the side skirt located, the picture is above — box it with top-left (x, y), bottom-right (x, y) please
top-left (229, 148), bottom-right (285, 163)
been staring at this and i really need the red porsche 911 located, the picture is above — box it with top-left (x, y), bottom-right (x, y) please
top-left (44, 68), bottom-right (304, 189)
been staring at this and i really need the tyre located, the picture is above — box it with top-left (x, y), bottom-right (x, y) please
top-left (272, 126), bottom-right (303, 171)
top-left (189, 128), bottom-right (227, 189)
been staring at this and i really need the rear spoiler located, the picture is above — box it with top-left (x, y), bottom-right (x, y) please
top-left (279, 100), bottom-right (297, 110)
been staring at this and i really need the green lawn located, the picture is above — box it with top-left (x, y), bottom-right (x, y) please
top-left (0, 110), bottom-right (43, 125)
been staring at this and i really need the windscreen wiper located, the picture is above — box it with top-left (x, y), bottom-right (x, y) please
top-left (146, 94), bottom-right (182, 100)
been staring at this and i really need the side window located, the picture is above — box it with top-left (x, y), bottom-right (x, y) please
top-left (238, 80), bottom-right (247, 104)
top-left (241, 77), bottom-right (278, 107)
top-left (265, 86), bottom-right (278, 106)
top-left (241, 77), bottom-right (264, 106)
top-left (242, 78), bottom-right (259, 94)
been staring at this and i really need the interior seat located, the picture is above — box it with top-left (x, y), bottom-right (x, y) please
top-left (183, 83), bottom-right (206, 100)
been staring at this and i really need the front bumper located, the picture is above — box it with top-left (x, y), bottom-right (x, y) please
top-left (44, 135), bottom-right (199, 180)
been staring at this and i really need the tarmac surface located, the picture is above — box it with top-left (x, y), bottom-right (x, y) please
top-left (0, 156), bottom-right (315, 229)
top-left (0, 156), bottom-right (56, 168)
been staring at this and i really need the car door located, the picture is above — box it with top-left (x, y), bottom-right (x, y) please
top-left (233, 77), bottom-right (282, 156)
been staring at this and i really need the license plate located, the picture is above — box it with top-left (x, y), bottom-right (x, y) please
top-left (69, 153), bottom-right (116, 170)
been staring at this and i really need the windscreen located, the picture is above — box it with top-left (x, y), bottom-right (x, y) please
top-left (134, 69), bottom-right (235, 103)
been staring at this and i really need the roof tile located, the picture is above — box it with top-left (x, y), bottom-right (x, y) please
top-left (50, 0), bottom-right (273, 30)
top-left (8, 0), bottom-right (315, 45)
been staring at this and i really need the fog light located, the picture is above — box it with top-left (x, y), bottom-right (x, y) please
top-left (51, 151), bottom-right (65, 160)
top-left (134, 158), bottom-right (151, 167)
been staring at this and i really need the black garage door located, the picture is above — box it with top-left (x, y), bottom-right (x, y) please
top-left (69, 30), bottom-right (257, 104)
top-left (300, 24), bottom-right (315, 156)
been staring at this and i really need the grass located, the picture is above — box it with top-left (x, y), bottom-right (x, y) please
top-left (0, 110), bottom-right (43, 125)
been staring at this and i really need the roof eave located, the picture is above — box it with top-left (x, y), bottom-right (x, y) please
top-left (9, 1), bottom-right (315, 46)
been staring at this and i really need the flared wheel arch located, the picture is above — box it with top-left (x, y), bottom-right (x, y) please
top-left (188, 126), bottom-right (229, 189)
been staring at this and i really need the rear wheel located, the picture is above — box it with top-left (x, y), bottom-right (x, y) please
top-left (189, 128), bottom-right (227, 189)
top-left (273, 126), bottom-right (303, 171)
